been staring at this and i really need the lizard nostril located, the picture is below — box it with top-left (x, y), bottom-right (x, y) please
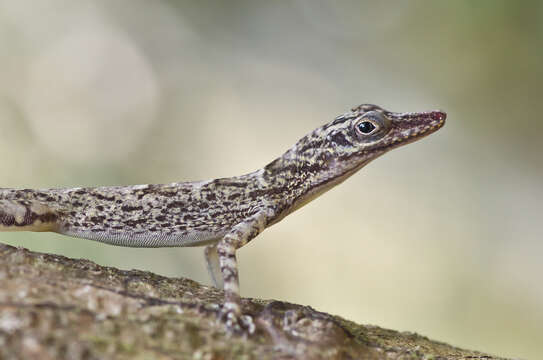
top-left (431, 111), bottom-right (446, 121)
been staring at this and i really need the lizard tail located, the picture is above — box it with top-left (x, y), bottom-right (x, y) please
top-left (0, 199), bottom-right (59, 232)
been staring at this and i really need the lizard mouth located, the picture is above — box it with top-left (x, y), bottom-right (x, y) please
top-left (386, 110), bottom-right (446, 144)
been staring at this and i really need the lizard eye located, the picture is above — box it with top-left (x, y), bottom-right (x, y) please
top-left (356, 121), bottom-right (376, 134)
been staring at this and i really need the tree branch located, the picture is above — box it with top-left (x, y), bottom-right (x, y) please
top-left (0, 243), bottom-right (508, 359)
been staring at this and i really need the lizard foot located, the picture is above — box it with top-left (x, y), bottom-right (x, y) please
top-left (219, 305), bottom-right (255, 334)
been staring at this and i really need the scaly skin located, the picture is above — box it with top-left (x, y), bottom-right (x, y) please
top-left (0, 103), bottom-right (446, 332)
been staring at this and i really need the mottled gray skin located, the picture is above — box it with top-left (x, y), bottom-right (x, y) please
top-left (0, 104), bottom-right (446, 332)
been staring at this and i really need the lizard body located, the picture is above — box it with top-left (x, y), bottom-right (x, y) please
top-left (0, 104), bottom-right (445, 332)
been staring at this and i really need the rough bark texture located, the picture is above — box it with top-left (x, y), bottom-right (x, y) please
top-left (0, 243), bottom-right (508, 360)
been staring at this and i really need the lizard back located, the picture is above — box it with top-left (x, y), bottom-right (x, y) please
top-left (0, 175), bottom-right (266, 247)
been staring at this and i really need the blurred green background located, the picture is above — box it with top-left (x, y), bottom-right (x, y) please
top-left (0, 1), bottom-right (542, 358)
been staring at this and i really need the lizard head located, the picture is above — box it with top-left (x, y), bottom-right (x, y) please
top-left (263, 104), bottom-right (445, 219)
top-left (323, 104), bottom-right (446, 164)
top-left (292, 104), bottom-right (446, 187)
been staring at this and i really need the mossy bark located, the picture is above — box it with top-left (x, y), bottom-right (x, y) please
top-left (0, 243), bottom-right (508, 360)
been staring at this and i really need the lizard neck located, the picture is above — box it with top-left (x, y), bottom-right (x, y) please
top-left (259, 146), bottom-right (369, 223)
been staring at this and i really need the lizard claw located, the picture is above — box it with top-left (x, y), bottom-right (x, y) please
top-left (219, 306), bottom-right (255, 334)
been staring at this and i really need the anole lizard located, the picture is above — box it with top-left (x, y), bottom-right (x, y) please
top-left (0, 104), bottom-right (445, 332)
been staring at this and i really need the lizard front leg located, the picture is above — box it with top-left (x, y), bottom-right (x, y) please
top-left (216, 207), bottom-right (273, 333)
